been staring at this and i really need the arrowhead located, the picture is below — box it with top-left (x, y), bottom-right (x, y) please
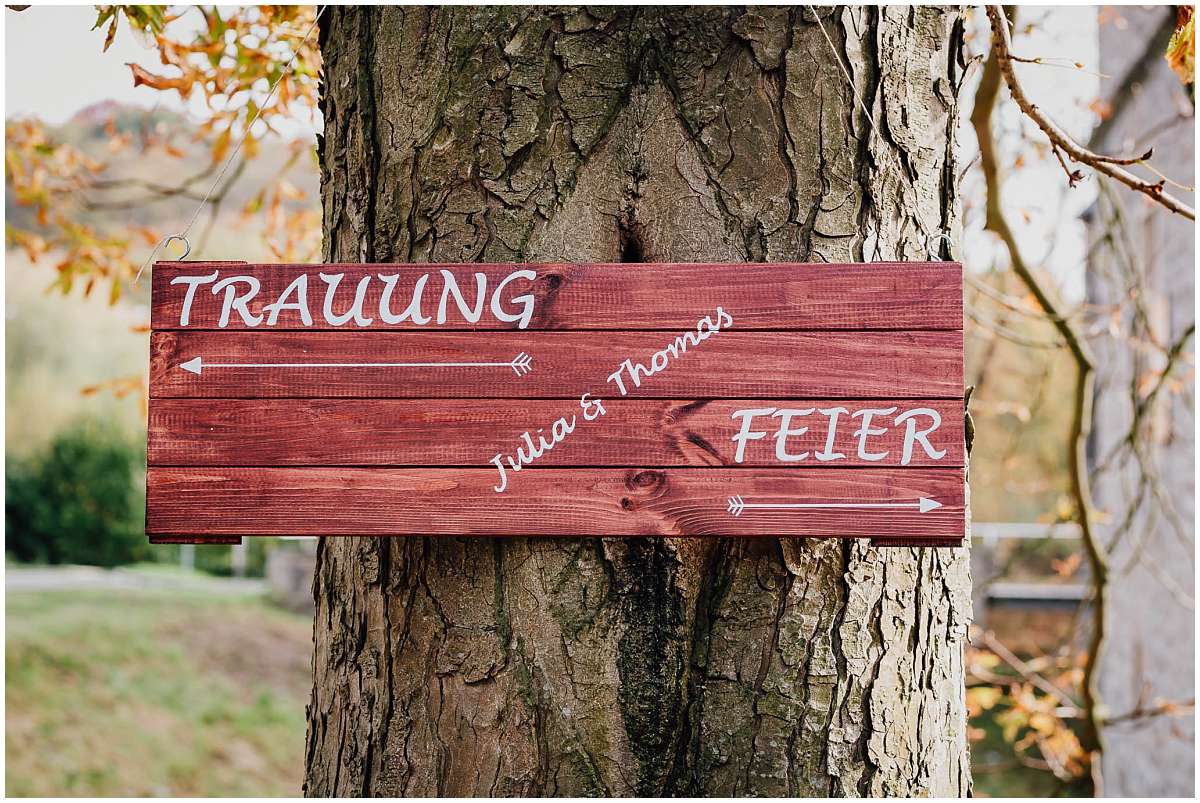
top-left (510, 352), bottom-right (533, 376)
top-left (919, 497), bottom-right (942, 513)
top-left (180, 357), bottom-right (203, 375)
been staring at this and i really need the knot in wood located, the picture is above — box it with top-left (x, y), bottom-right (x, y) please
top-left (625, 469), bottom-right (667, 496)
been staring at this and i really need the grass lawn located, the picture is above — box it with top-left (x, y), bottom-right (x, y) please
top-left (6, 587), bottom-right (312, 796)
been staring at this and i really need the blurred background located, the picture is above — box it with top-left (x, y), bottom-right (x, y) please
top-left (4, 4), bottom-right (1195, 797)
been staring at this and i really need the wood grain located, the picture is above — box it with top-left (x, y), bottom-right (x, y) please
top-left (148, 398), bottom-right (965, 467)
top-left (150, 330), bottom-right (963, 399)
top-left (151, 261), bottom-right (963, 331)
top-left (146, 466), bottom-right (965, 542)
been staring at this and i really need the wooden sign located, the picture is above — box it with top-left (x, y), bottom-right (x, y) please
top-left (146, 261), bottom-right (965, 546)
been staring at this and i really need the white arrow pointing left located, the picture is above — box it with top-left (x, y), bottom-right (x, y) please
top-left (180, 351), bottom-right (533, 377)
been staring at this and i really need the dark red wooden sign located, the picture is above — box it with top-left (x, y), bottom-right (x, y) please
top-left (146, 261), bottom-right (965, 546)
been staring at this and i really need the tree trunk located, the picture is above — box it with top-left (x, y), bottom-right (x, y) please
top-left (305, 6), bottom-right (971, 796)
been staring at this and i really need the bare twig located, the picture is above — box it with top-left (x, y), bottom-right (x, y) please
top-left (978, 630), bottom-right (1083, 711)
top-left (986, 6), bottom-right (1196, 220)
top-left (1130, 323), bottom-right (1195, 436)
top-left (966, 305), bottom-right (1066, 349)
top-left (1104, 697), bottom-right (1195, 727)
top-left (967, 273), bottom-right (1090, 323)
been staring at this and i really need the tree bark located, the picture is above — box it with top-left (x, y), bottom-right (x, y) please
top-left (305, 6), bottom-right (971, 796)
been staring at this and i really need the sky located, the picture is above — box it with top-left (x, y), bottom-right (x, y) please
top-left (5, 6), bottom-right (190, 124)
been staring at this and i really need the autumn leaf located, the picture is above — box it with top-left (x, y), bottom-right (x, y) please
top-left (80, 374), bottom-right (146, 405)
top-left (1051, 552), bottom-right (1082, 578)
top-left (92, 4), bottom-right (168, 54)
top-left (1167, 7), bottom-right (1195, 86)
top-left (242, 188), bottom-right (266, 218)
top-left (278, 180), bottom-right (306, 201)
top-left (127, 62), bottom-right (193, 94)
top-left (93, 6), bottom-right (122, 52)
top-left (969, 649), bottom-right (1003, 671)
top-left (211, 126), bottom-right (232, 165)
top-left (102, 14), bottom-right (118, 52)
top-left (967, 685), bottom-right (1004, 715)
top-left (1086, 98), bottom-right (1113, 121)
top-left (995, 707), bottom-right (1028, 744)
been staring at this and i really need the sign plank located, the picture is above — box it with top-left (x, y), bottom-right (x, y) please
top-left (146, 467), bottom-right (964, 542)
top-left (148, 398), bottom-right (965, 468)
top-left (151, 261), bottom-right (963, 331)
top-left (146, 261), bottom-right (967, 546)
top-left (150, 331), bottom-right (962, 399)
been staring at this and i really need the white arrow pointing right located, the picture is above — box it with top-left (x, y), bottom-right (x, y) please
top-left (728, 496), bottom-right (943, 517)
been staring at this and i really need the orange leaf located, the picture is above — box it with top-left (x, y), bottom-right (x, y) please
top-left (1167, 7), bottom-right (1195, 85)
top-left (1051, 552), bottom-right (1082, 578)
top-left (211, 126), bottom-right (232, 165)
top-left (127, 62), bottom-right (192, 93)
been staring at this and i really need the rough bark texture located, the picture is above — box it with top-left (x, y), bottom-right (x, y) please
top-left (1087, 7), bottom-right (1195, 796)
top-left (305, 6), bottom-right (972, 796)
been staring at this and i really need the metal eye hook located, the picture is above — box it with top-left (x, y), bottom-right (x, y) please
top-left (927, 231), bottom-right (953, 260)
top-left (133, 233), bottom-right (191, 286)
top-left (164, 234), bottom-right (191, 261)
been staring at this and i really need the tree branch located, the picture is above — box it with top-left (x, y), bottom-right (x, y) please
top-left (1104, 697), bottom-right (1195, 727)
top-left (970, 11), bottom-right (1110, 787)
top-left (986, 5), bottom-right (1195, 220)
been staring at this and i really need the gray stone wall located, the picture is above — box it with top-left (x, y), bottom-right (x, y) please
top-left (1087, 6), bottom-right (1195, 796)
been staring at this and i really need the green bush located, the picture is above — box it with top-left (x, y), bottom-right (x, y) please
top-left (154, 537), bottom-right (274, 577)
top-left (194, 536), bottom-right (272, 577)
top-left (6, 420), bottom-right (148, 567)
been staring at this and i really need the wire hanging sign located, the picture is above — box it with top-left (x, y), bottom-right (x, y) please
top-left (134, 4), bottom-right (328, 284)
